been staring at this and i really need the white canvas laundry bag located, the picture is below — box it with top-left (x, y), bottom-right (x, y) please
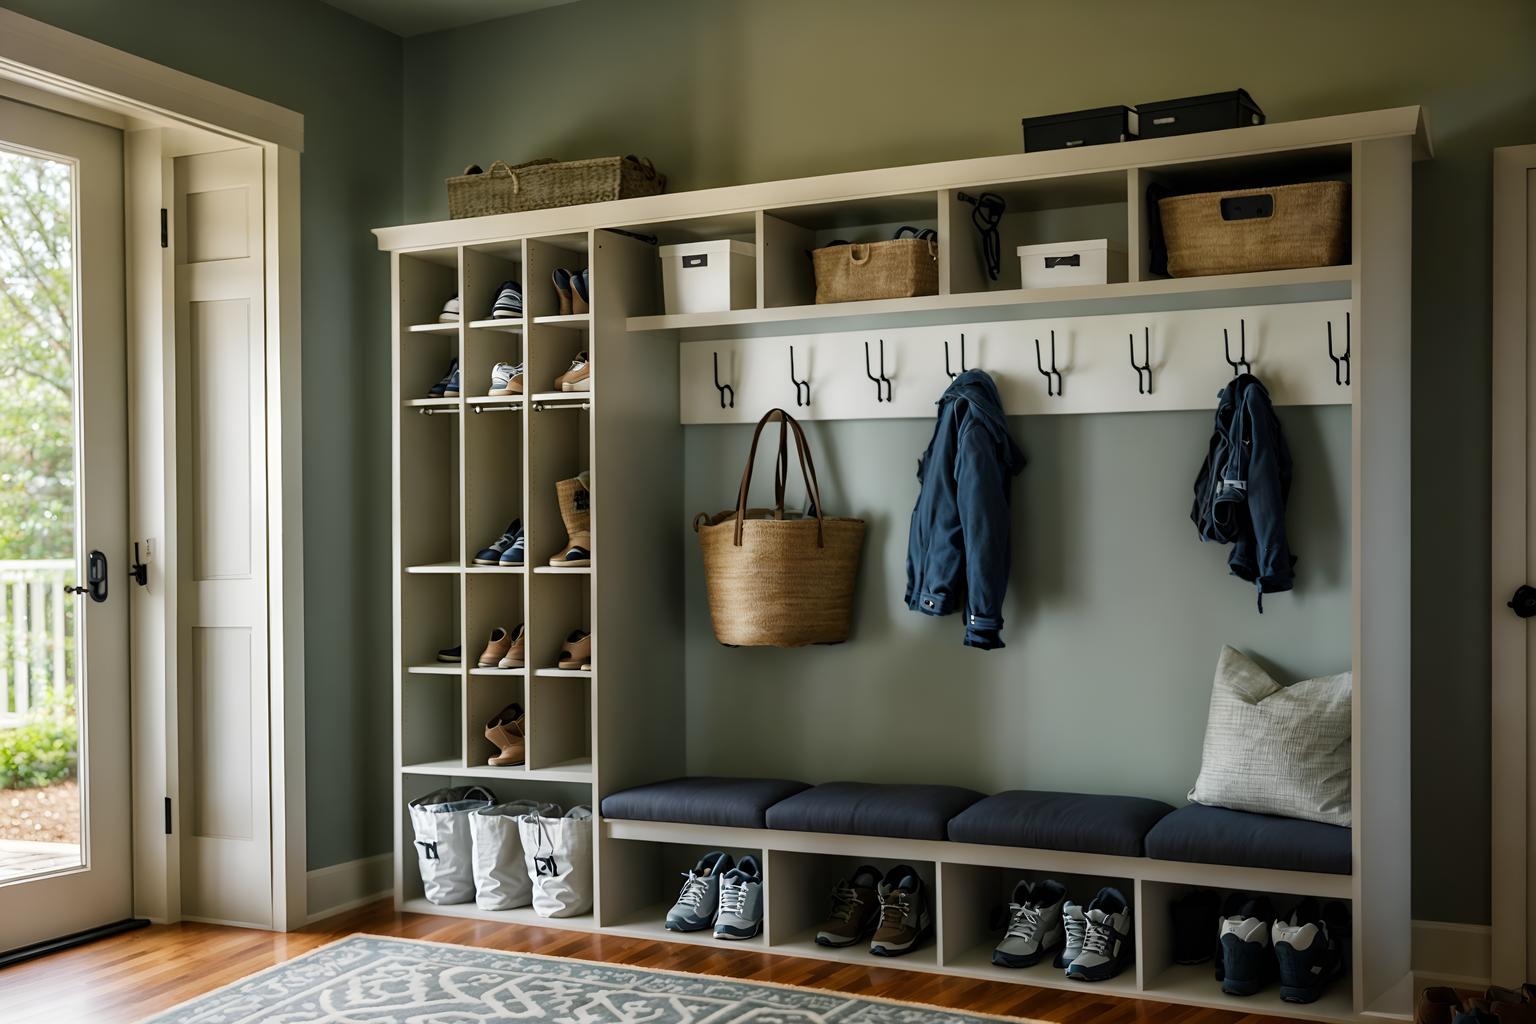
top-left (519, 805), bottom-right (594, 918)
top-left (471, 799), bottom-right (557, 911)
top-left (408, 785), bottom-right (494, 905)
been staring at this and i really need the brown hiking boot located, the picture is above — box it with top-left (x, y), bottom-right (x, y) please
top-left (1416, 988), bottom-right (1463, 1024)
top-left (870, 865), bottom-right (932, 957)
top-left (484, 703), bottom-right (525, 766)
top-left (814, 865), bottom-right (882, 947)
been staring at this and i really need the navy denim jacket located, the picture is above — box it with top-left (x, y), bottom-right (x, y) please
top-left (905, 370), bottom-right (1026, 649)
top-left (1191, 373), bottom-right (1296, 608)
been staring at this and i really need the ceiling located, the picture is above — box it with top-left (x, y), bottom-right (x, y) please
top-left (322, 0), bottom-right (579, 37)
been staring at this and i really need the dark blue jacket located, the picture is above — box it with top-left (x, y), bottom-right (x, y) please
top-left (906, 370), bottom-right (1026, 649)
top-left (1191, 373), bottom-right (1295, 608)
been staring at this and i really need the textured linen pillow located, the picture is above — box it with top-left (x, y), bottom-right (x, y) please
top-left (1188, 645), bottom-right (1352, 826)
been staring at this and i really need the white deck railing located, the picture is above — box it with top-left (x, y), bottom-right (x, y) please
top-left (0, 560), bottom-right (74, 728)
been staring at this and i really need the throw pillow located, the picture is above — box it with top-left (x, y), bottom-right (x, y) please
top-left (1188, 645), bottom-right (1352, 826)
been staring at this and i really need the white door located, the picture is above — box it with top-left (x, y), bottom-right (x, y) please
top-left (173, 147), bottom-right (272, 927)
top-left (1492, 145), bottom-right (1536, 984)
top-left (0, 97), bottom-right (131, 951)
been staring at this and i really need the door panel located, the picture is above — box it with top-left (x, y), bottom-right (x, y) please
top-left (175, 146), bottom-right (270, 927)
top-left (0, 97), bottom-right (130, 951)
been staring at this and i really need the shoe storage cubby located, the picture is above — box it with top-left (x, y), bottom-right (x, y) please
top-left (526, 233), bottom-right (589, 324)
top-left (462, 396), bottom-right (522, 570)
top-left (942, 171), bottom-right (1130, 295)
top-left (527, 405), bottom-right (589, 568)
top-left (764, 851), bottom-right (939, 967)
top-left (937, 862), bottom-right (1137, 993)
top-left (761, 192), bottom-right (939, 309)
top-left (1136, 878), bottom-right (1354, 1019)
top-left (399, 401), bottom-right (460, 570)
top-left (600, 839), bottom-right (767, 947)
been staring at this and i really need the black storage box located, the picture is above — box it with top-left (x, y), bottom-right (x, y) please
top-left (1022, 105), bottom-right (1136, 152)
top-left (1136, 89), bottom-right (1265, 139)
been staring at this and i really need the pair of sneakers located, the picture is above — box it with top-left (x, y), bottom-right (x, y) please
top-left (489, 362), bottom-right (524, 396)
top-left (429, 358), bottom-right (460, 398)
top-left (1199, 893), bottom-right (1348, 1002)
top-left (436, 282), bottom-right (521, 323)
top-left (665, 851), bottom-right (763, 940)
top-left (814, 864), bottom-right (932, 957)
top-left (475, 519), bottom-right (525, 567)
top-left (992, 881), bottom-right (1133, 982)
top-left (552, 267), bottom-right (590, 316)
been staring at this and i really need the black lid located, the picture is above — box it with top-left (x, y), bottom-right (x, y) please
top-left (1136, 88), bottom-right (1261, 115)
top-left (1021, 104), bottom-right (1134, 128)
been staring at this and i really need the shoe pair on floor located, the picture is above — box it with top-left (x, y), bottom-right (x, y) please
top-left (552, 268), bottom-right (589, 316)
top-left (814, 864), bottom-right (932, 957)
top-left (437, 281), bottom-right (522, 324)
top-left (990, 881), bottom-right (1132, 982)
top-left (1172, 890), bottom-right (1348, 1003)
top-left (665, 851), bottom-right (763, 940)
top-left (1420, 984), bottom-right (1536, 1024)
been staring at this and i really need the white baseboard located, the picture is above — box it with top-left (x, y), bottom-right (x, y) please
top-left (305, 853), bottom-right (393, 924)
top-left (1414, 919), bottom-right (1491, 987)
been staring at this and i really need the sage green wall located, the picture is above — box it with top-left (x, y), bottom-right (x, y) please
top-left (404, 0), bottom-right (1536, 925)
top-left (0, 0), bottom-right (403, 870)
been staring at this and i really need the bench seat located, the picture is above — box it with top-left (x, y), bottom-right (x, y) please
top-left (947, 790), bottom-right (1175, 858)
top-left (599, 776), bottom-right (809, 830)
top-left (765, 781), bottom-right (986, 841)
top-left (1143, 804), bottom-right (1351, 875)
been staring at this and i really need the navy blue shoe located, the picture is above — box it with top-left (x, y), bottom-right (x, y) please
top-left (1218, 896), bottom-right (1276, 996)
top-left (1274, 899), bottom-right (1348, 1004)
top-left (1171, 889), bottom-right (1219, 966)
top-left (428, 358), bottom-right (460, 398)
top-left (499, 524), bottom-right (526, 567)
top-left (474, 520), bottom-right (521, 566)
top-left (491, 280), bottom-right (522, 319)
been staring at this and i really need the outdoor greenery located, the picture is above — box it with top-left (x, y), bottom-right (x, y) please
top-left (0, 694), bottom-right (78, 790)
top-left (0, 149), bottom-right (75, 561)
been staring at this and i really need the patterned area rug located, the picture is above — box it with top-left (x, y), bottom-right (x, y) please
top-left (141, 934), bottom-right (1026, 1023)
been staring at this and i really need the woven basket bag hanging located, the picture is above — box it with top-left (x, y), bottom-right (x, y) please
top-left (693, 409), bottom-right (865, 647)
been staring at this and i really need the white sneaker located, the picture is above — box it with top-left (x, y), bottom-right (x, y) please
top-left (489, 361), bottom-right (523, 396)
top-left (438, 295), bottom-right (460, 323)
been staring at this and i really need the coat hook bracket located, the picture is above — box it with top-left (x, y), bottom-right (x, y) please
top-left (1035, 330), bottom-right (1063, 397)
top-left (1326, 312), bottom-right (1351, 386)
top-left (864, 339), bottom-right (892, 402)
top-left (713, 351), bottom-right (735, 408)
top-left (789, 345), bottom-right (811, 407)
top-left (944, 333), bottom-right (968, 380)
top-left (1223, 319), bottom-right (1252, 376)
top-left (1129, 326), bottom-right (1153, 395)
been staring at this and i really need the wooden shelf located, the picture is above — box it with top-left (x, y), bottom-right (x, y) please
top-left (469, 666), bottom-right (526, 677)
top-left (528, 391), bottom-right (590, 404)
top-left (467, 317), bottom-right (523, 332)
top-left (406, 664), bottom-right (461, 676)
top-left (534, 667), bottom-right (591, 679)
top-left (400, 897), bottom-right (600, 930)
top-left (467, 395), bottom-right (524, 407)
top-left (628, 266), bottom-right (1353, 337)
top-left (1144, 964), bottom-right (1354, 1023)
top-left (603, 905), bottom-right (765, 949)
top-left (401, 759), bottom-right (593, 783)
top-left (464, 564), bottom-right (524, 574)
top-left (533, 313), bottom-right (590, 328)
top-left (941, 942), bottom-right (1137, 996)
top-left (404, 562), bottom-right (461, 575)
top-left (402, 396), bottom-right (461, 408)
top-left (407, 322), bottom-right (458, 334)
top-left (533, 565), bottom-right (592, 575)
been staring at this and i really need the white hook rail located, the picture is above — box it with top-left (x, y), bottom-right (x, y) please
top-left (680, 299), bottom-right (1353, 424)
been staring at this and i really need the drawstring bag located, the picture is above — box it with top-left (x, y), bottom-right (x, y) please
top-left (518, 805), bottom-right (594, 918)
top-left (470, 799), bottom-right (557, 911)
top-left (408, 786), bottom-right (494, 905)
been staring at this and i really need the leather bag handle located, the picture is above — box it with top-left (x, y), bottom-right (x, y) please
top-left (731, 409), bottom-right (826, 548)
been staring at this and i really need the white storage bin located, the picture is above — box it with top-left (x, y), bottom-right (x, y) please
top-left (1016, 239), bottom-right (1126, 289)
top-left (659, 239), bottom-right (755, 314)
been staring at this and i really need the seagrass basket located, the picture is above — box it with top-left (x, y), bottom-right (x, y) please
top-left (447, 155), bottom-right (666, 218)
top-left (1158, 181), bottom-right (1348, 277)
top-left (812, 236), bottom-right (939, 303)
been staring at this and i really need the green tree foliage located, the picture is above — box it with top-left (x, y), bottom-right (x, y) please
top-left (0, 150), bottom-right (75, 562)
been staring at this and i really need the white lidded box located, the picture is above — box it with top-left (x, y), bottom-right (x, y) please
top-left (1016, 239), bottom-right (1126, 289)
top-left (659, 239), bottom-right (756, 314)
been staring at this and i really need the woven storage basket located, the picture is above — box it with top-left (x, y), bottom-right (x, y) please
top-left (694, 410), bottom-right (865, 647)
top-left (447, 155), bottom-right (666, 219)
top-left (812, 236), bottom-right (938, 303)
top-left (1158, 181), bottom-right (1348, 277)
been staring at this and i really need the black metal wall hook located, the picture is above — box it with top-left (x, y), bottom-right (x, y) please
top-left (1034, 330), bottom-right (1063, 397)
top-left (944, 333), bottom-right (967, 379)
top-left (788, 345), bottom-right (811, 407)
top-left (1129, 326), bottom-right (1153, 395)
top-left (1223, 319), bottom-right (1251, 376)
top-left (1327, 311), bottom-right (1351, 386)
top-left (713, 351), bottom-right (734, 408)
top-left (864, 339), bottom-right (892, 402)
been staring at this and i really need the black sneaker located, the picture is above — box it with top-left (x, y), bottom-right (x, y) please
top-left (1171, 889), bottom-right (1220, 965)
top-left (1274, 899), bottom-right (1348, 1003)
top-left (1214, 891), bottom-right (1246, 981)
top-left (1218, 895), bottom-right (1276, 996)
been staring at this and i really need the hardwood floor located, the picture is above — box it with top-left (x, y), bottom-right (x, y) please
top-left (0, 899), bottom-right (1318, 1024)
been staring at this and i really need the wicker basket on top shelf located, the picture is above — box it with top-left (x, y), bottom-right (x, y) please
top-left (447, 156), bottom-right (666, 218)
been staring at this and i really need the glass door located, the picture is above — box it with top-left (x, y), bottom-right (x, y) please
top-left (0, 96), bottom-right (130, 952)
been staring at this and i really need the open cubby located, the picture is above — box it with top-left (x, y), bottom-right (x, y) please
top-left (398, 407), bottom-right (460, 568)
top-left (765, 851), bottom-right (939, 967)
top-left (526, 405), bottom-right (589, 567)
top-left (761, 192), bottom-right (939, 309)
top-left (401, 673), bottom-right (461, 767)
top-left (602, 840), bottom-right (767, 947)
top-left (462, 403), bottom-right (522, 569)
top-left (526, 233), bottom-right (590, 321)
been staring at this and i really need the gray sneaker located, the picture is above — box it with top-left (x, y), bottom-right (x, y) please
top-left (665, 851), bottom-right (732, 932)
top-left (993, 878), bottom-right (1067, 968)
top-left (713, 855), bottom-right (763, 939)
top-left (1066, 887), bottom-right (1134, 982)
top-left (1056, 899), bottom-right (1087, 968)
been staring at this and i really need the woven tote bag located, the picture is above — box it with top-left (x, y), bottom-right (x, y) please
top-left (694, 409), bottom-right (865, 647)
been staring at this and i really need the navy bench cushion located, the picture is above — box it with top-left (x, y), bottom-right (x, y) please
top-left (1144, 804), bottom-right (1352, 875)
top-left (600, 777), bottom-right (809, 830)
top-left (766, 782), bottom-right (986, 841)
top-left (947, 790), bottom-right (1175, 858)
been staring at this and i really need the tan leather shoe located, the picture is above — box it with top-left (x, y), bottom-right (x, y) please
top-left (558, 629), bottom-right (591, 670)
top-left (560, 352), bottom-right (591, 392)
top-left (497, 624), bottom-right (525, 669)
top-left (484, 703), bottom-right (525, 766)
top-left (548, 530), bottom-right (592, 568)
top-left (477, 627), bottom-right (513, 667)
